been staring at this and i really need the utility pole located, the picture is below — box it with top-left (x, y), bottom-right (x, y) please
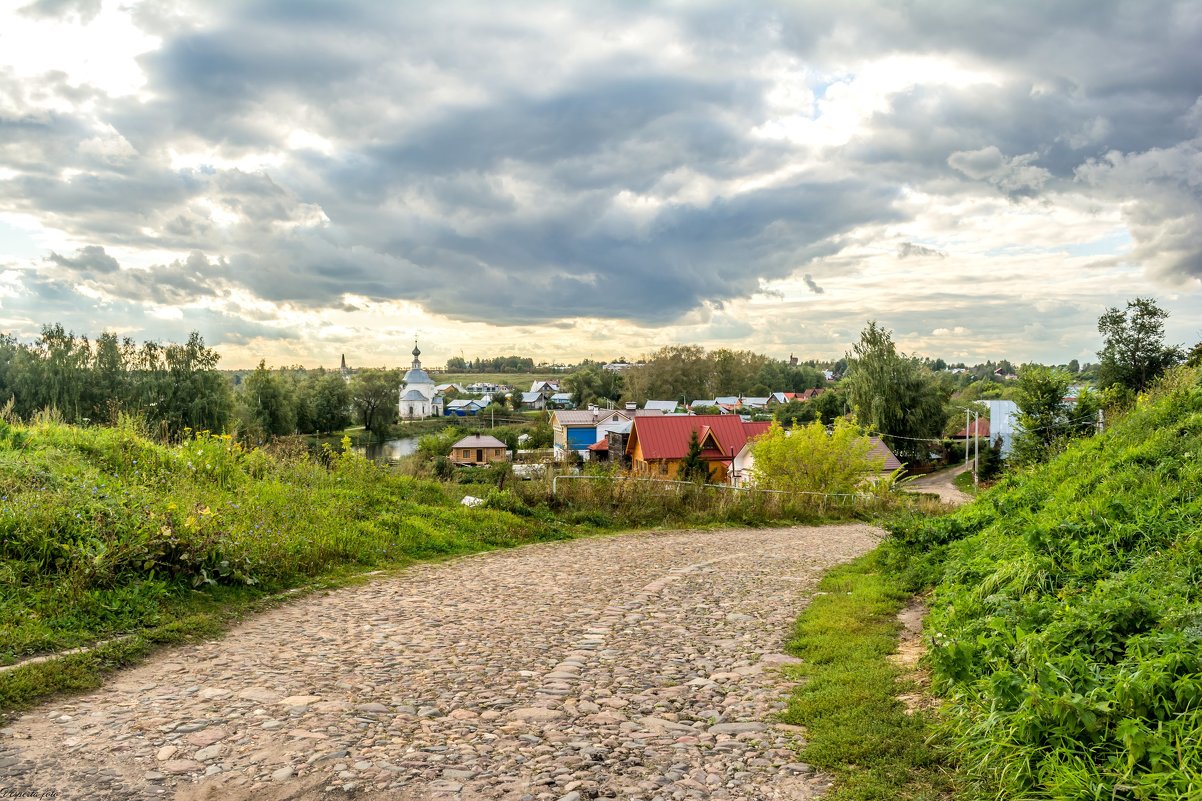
top-left (965, 408), bottom-right (971, 467)
top-left (973, 410), bottom-right (980, 487)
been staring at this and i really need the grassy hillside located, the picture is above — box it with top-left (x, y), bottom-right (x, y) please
top-left (890, 367), bottom-right (1202, 798)
top-left (0, 418), bottom-right (574, 669)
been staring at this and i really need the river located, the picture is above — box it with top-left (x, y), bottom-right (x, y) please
top-left (354, 436), bottom-right (421, 463)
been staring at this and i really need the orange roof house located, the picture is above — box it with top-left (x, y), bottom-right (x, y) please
top-left (952, 418), bottom-right (990, 439)
top-left (626, 415), bottom-right (771, 483)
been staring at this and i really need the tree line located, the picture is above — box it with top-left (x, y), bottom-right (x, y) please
top-left (0, 324), bottom-right (414, 442)
top-left (0, 325), bottom-right (231, 438)
top-left (445, 355), bottom-right (535, 373)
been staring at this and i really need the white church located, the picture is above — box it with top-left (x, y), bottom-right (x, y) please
top-left (399, 342), bottom-right (444, 419)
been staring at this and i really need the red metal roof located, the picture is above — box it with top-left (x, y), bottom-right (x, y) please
top-left (952, 418), bottom-right (990, 438)
top-left (587, 439), bottom-right (608, 452)
top-left (627, 415), bottom-right (772, 461)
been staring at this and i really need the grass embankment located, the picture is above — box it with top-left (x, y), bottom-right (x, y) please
top-left (888, 366), bottom-right (1202, 797)
top-left (784, 547), bottom-right (955, 800)
top-left (0, 418), bottom-right (578, 715)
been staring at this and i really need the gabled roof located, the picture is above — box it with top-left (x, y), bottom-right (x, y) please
top-left (587, 439), bottom-right (609, 452)
top-left (627, 415), bottom-right (772, 461)
top-left (520, 392), bottom-right (543, 403)
top-left (644, 400), bottom-right (679, 413)
top-left (451, 434), bottom-right (508, 449)
top-left (741, 397), bottom-right (770, 408)
top-left (868, 437), bottom-right (903, 472)
top-left (446, 398), bottom-right (485, 410)
top-left (953, 418), bottom-right (990, 438)
top-left (552, 409), bottom-right (631, 426)
top-left (550, 392), bottom-right (573, 402)
top-left (769, 392), bottom-right (797, 404)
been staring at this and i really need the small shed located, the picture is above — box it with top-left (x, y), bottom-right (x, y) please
top-left (450, 434), bottom-right (510, 466)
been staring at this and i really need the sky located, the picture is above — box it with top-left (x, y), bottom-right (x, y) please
top-left (0, 0), bottom-right (1200, 370)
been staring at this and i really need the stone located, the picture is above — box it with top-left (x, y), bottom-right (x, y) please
top-left (161, 759), bottom-right (202, 775)
top-left (195, 744), bottom-right (223, 761)
top-left (271, 765), bottom-right (295, 781)
top-left (356, 702), bottom-right (389, 713)
top-left (155, 745), bottom-right (178, 762)
top-left (708, 722), bottom-right (767, 735)
top-left (279, 695), bottom-right (322, 707)
top-left (511, 708), bottom-right (565, 723)
top-left (237, 687), bottom-right (281, 703)
top-left (186, 727), bottom-right (226, 747)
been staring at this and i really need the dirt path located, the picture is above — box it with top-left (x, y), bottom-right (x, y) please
top-left (0, 524), bottom-right (882, 801)
top-left (904, 463), bottom-right (973, 506)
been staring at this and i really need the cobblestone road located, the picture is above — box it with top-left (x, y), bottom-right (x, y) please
top-left (0, 524), bottom-right (882, 801)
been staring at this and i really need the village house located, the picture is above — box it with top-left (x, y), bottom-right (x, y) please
top-left (551, 406), bottom-right (665, 460)
top-left (449, 433), bottom-right (510, 466)
top-left (625, 415), bottom-right (771, 483)
top-left (445, 398), bottom-right (488, 416)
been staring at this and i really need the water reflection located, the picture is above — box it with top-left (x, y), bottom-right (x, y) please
top-left (354, 436), bottom-right (420, 463)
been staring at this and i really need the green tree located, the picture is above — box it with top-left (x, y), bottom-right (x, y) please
top-left (774, 400), bottom-right (817, 428)
top-left (311, 373), bottom-right (353, 432)
top-left (1188, 341), bottom-right (1202, 368)
top-left (1010, 365), bottom-right (1100, 466)
top-left (843, 322), bottom-right (948, 463)
top-left (679, 430), bottom-right (708, 483)
top-left (564, 364), bottom-right (623, 408)
top-left (239, 361), bottom-right (297, 437)
top-left (349, 369), bottom-right (399, 438)
top-left (1097, 297), bottom-right (1183, 393)
top-left (750, 419), bottom-right (882, 495)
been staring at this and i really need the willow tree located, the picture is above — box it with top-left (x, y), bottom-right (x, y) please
top-left (843, 322), bottom-right (947, 463)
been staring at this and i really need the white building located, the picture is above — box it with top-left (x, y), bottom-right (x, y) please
top-left (979, 399), bottom-right (1020, 457)
top-left (399, 342), bottom-right (443, 419)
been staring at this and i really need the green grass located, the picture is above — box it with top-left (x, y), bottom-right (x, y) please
top-left (783, 547), bottom-right (956, 800)
top-left (888, 366), bottom-right (1202, 798)
top-left (951, 469), bottom-right (978, 496)
top-left (0, 417), bottom-right (582, 713)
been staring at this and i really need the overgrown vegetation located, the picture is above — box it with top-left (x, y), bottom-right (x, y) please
top-left (0, 417), bottom-right (575, 681)
top-left (889, 365), bottom-right (1202, 798)
top-left (784, 550), bottom-right (955, 800)
top-left (750, 419), bottom-right (886, 496)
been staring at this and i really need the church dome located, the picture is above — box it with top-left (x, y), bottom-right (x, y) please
top-left (403, 367), bottom-right (432, 385)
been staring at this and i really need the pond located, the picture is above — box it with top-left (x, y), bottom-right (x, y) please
top-left (354, 436), bottom-right (421, 463)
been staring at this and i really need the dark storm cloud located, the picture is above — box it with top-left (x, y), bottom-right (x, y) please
top-left (2, 0), bottom-right (1200, 327)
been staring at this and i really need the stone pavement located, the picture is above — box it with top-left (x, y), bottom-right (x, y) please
top-left (0, 524), bottom-right (882, 801)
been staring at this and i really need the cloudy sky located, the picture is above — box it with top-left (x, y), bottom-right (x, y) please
top-left (1, 0), bottom-right (1200, 369)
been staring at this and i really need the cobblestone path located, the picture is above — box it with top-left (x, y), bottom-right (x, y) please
top-left (1, 524), bottom-right (882, 801)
